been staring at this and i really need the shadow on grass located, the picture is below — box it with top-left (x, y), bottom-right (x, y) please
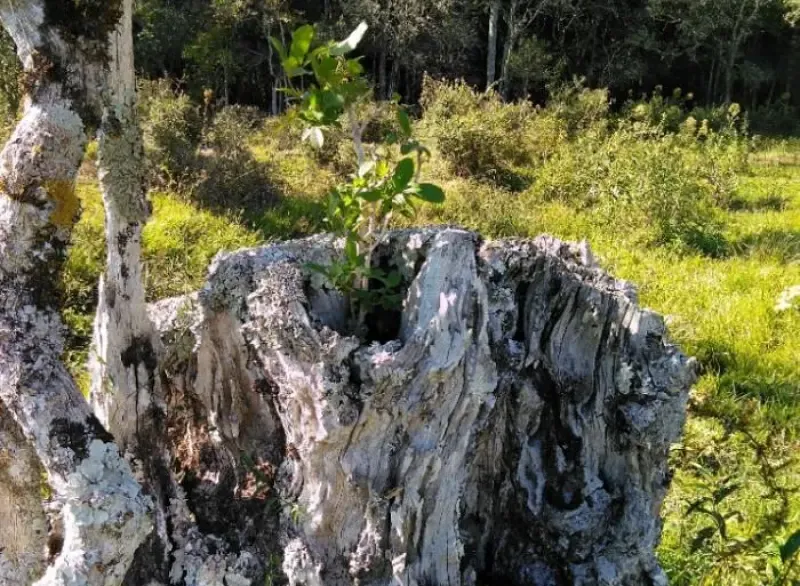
top-left (253, 195), bottom-right (326, 241)
top-left (729, 228), bottom-right (800, 263)
top-left (682, 229), bottom-right (731, 259)
top-left (693, 338), bottom-right (799, 417)
top-left (725, 193), bottom-right (789, 212)
top-left (188, 151), bottom-right (282, 224)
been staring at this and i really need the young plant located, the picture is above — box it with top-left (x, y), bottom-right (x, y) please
top-left (272, 23), bottom-right (444, 328)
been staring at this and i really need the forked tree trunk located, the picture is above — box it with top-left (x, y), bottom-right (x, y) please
top-left (0, 1), bottom-right (152, 584)
top-left (151, 228), bottom-right (695, 586)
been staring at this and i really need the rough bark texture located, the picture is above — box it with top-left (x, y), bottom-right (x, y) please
top-left (90, 0), bottom-right (157, 453)
top-left (150, 228), bottom-right (695, 586)
top-left (0, 403), bottom-right (48, 585)
top-left (0, 1), bottom-right (152, 584)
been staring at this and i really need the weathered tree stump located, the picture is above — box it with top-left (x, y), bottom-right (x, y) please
top-left (151, 227), bottom-right (695, 586)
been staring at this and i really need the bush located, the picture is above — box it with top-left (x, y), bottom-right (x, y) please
top-left (140, 79), bottom-right (203, 186)
top-left (532, 122), bottom-right (726, 252)
top-left (548, 79), bottom-right (610, 136)
top-left (747, 98), bottom-right (800, 136)
top-left (139, 85), bottom-right (277, 217)
top-left (420, 77), bottom-right (561, 189)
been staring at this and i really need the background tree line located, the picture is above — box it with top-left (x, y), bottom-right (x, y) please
top-left (113, 0), bottom-right (800, 134)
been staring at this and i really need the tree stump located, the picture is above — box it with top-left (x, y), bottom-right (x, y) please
top-left (152, 227), bottom-right (695, 586)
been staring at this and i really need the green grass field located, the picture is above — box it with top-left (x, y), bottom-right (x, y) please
top-left (64, 131), bottom-right (800, 585)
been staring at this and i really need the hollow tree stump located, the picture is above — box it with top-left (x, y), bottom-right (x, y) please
top-left (152, 228), bottom-right (695, 586)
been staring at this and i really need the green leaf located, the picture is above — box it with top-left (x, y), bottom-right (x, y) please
top-left (385, 271), bottom-right (402, 287)
top-left (359, 189), bottom-right (382, 202)
top-left (281, 55), bottom-right (308, 78)
top-left (397, 109), bottom-right (412, 136)
top-left (346, 58), bottom-right (365, 76)
top-left (290, 25), bottom-right (315, 61)
top-left (331, 21), bottom-right (368, 56)
top-left (269, 36), bottom-right (288, 62)
top-left (781, 529), bottom-right (800, 562)
top-left (392, 158), bottom-right (415, 191)
top-left (345, 238), bottom-right (359, 263)
top-left (412, 183), bottom-right (445, 204)
top-left (305, 262), bottom-right (331, 277)
top-left (311, 56), bottom-right (337, 84)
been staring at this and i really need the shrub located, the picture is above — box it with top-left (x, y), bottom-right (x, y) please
top-left (139, 85), bottom-right (277, 216)
top-left (139, 79), bottom-right (203, 186)
top-left (748, 98), bottom-right (800, 136)
top-left (419, 75), bottom-right (484, 121)
top-left (193, 105), bottom-right (277, 213)
top-left (532, 123), bottom-right (725, 252)
top-left (420, 77), bottom-right (560, 189)
top-left (548, 79), bottom-right (610, 136)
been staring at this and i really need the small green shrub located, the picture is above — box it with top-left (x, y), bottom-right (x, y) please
top-left (548, 79), bottom-right (610, 136)
top-left (139, 79), bottom-right (203, 186)
top-left (420, 77), bottom-right (556, 189)
top-left (748, 98), bottom-right (800, 136)
top-left (621, 86), bottom-right (691, 133)
top-left (139, 85), bottom-right (277, 216)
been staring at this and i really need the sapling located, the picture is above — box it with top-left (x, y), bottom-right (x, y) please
top-left (272, 22), bottom-right (444, 330)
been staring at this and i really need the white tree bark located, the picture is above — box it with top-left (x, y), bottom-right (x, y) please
top-left (152, 228), bottom-right (695, 586)
top-left (487, 0), bottom-right (501, 89)
top-left (90, 0), bottom-right (157, 452)
top-left (0, 2), bottom-right (152, 584)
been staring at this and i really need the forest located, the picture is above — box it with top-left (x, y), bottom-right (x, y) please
top-left (0, 1), bottom-right (798, 586)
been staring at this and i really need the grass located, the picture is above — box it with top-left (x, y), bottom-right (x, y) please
top-left (61, 124), bottom-right (800, 585)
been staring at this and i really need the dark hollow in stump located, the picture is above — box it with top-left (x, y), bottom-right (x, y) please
top-left (151, 228), bottom-right (695, 586)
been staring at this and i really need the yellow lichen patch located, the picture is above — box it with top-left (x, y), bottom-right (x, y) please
top-left (46, 180), bottom-right (81, 229)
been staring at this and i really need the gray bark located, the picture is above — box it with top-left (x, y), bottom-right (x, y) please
top-left (151, 227), bottom-right (695, 586)
top-left (91, 0), bottom-right (160, 457)
top-left (487, 0), bottom-right (501, 89)
top-left (0, 2), bottom-right (152, 584)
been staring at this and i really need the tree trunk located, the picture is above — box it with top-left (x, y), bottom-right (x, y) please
top-left (724, 46), bottom-right (738, 104)
top-left (88, 0), bottom-right (176, 579)
top-left (89, 3), bottom-right (277, 583)
top-left (0, 2), bottom-right (152, 584)
top-left (707, 57), bottom-right (716, 105)
top-left (378, 50), bottom-right (388, 100)
top-left (499, 0), bottom-right (518, 97)
top-left (151, 228), bottom-right (695, 586)
top-left (487, 0), bottom-right (501, 89)
top-left (0, 404), bottom-right (48, 585)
